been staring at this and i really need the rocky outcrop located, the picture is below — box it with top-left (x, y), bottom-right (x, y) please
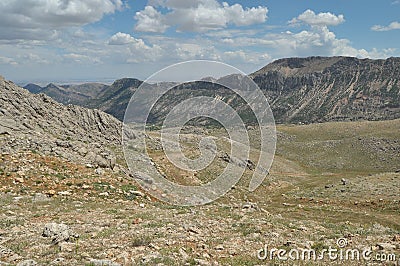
top-left (0, 78), bottom-right (122, 168)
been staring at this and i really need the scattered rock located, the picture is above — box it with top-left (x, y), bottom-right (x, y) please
top-left (179, 248), bottom-right (189, 261)
top-left (284, 240), bottom-right (295, 246)
top-left (215, 245), bottom-right (224, 251)
top-left (0, 245), bottom-right (22, 261)
top-left (341, 178), bottom-right (347, 185)
top-left (95, 155), bottom-right (109, 168)
top-left (130, 190), bottom-right (144, 197)
top-left (186, 226), bottom-right (201, 234)
top-left (242, 202), bottom-right (258, 211)
top-left (245, 159), bottom-right (255, 170)
top-left (50, 258), bottom-right (65, 265)
top-left (194, 258), bottom-right (210, 266)
top-left (132, 218), bottom-right (142, 225)
top-left (45, 190), bottom-right (57, 197)
top-left (16, 260), bottom-right (37, 266)
top-left (283, 202), bottom-right (295, 206)
top-left (77, 147), bottom-right (88, 156)
top-left (42, 223), bottom-right (78, 244)
top-left (14, 177), bottom-right (24, 183)
top-left (142, 253), bottom-right (162, 264)
top-left (55, 140), bottom-right (71, 148)
top-left (89, 259), bottom-right (121, 266)
top-left (376, 243), bottom-right (396, 250)
top-left (57, 191), bottom-right (71, 196)
top-left (13, 196), bottom-right (24, 202)
top-left (32, 193), bottom-right (51, 202)
top-left (59, 242), bottom-right (76, 252)
top-left (95, 168), bottom-right (104, 175)
top-left (304, 241), bottom-right (314, 249)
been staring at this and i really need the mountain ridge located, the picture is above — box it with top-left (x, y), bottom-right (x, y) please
top-left (23, 56), bottom-right (400, 124)
top-left (253, 56), bottom-right (400, 123)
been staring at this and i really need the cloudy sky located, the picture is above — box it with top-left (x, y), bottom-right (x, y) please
top-left (0, 0), bottom-right (399, 83)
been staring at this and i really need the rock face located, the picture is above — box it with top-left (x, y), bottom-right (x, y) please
top-left (0, 78), bottom-right (121, 168)
top-left (251, 56), bottom-right (400, 123)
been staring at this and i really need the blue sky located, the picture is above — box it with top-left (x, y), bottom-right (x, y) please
top-left (0, 0), bottom-right (399, 84)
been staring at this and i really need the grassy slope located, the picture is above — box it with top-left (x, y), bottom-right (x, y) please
top-left (246, 119), bottom-right (400, 230)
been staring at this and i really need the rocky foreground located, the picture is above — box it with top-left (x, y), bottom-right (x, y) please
top-left (0, 77), bottom-right (399, 265)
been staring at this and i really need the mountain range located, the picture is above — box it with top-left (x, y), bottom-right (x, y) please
top-left (23, 56), bottom-right (400, 124)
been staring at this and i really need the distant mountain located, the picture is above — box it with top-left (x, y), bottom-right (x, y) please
top-left (24, 82), bottom-right (110, 106)
top-left (61, 83), bottom-right (110, 99)
top-left (24, 83), bottom-right (43, 94)
top-left (86, 78), bottom-right (142, 120)
top-left (23, 79), bottom-right (141, 121)
top-left (251, 56), bottom-right (400, 123)
top-left (21, 56), bottom-right (400, 124)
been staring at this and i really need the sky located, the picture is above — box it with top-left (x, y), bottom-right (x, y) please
top-left (0, 0), bottom-right (399, 84)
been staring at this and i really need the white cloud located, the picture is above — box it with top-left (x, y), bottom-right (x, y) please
top-left (214, 25), bottom-right (395, 60)
top-left (222, 50), bottom-right (271, 67)
top-left (106, 32), bottom-right (164, 63)
top-left (0, 0), bottom-right (123, 40)
top-left (134, 1), bottom-right (268, 33)
top-left (205, 28), bottom-right (261, 38)
top-left (64, 53), bottom-right (101, 64)
top-left (73, 29), bottom-right (86, 38)
top-left (290, 9), bottom-right (345, 27)
top-left (150, 0), bottom-right (222, 10)
top-left (134, 6), bottom-right (168, 33)
top-left (174, 43), bottom-right (220, 60)
top-left (0, 56), bottom-right (18, 66)
top-left (109, 32), bottom-right (139, 45)
top-left (371, 21), bottom-right (400, 31)
top-left (223, 3), bottom-right (268, 26)
top-left (19, 53), bottom-right (49, 64)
